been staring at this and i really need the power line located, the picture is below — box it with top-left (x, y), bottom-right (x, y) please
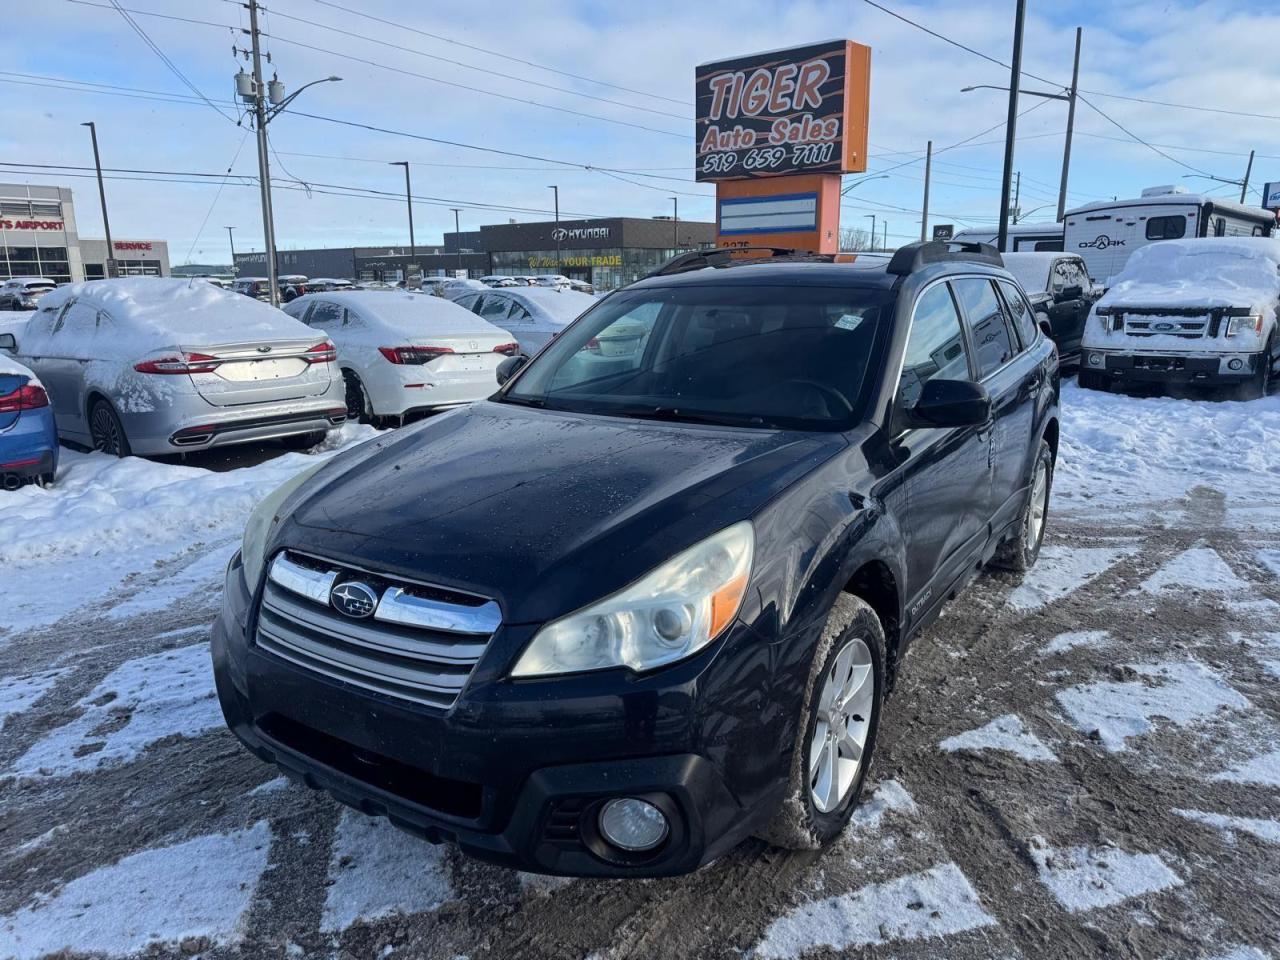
top-left (261, 30), bottom-right (687, 139)
top-left (183, 129), bottom-right (252, 263)
top-left (102, 0), bottom-right (237, 123)
top-left (306, 0), bottom-right (691, 107)
top-left (1076, 95), bottom-right (1215, 178)
top-left (260, 5), bottom-right (688, 121)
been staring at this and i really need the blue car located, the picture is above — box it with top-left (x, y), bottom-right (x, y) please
top-left (0, 355), bottom-right (58, 489)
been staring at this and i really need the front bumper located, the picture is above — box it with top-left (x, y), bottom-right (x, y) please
top-left (1081, 349), bottom-right (1262, 386)
top-left (211, 552), bottom-right (779, 877)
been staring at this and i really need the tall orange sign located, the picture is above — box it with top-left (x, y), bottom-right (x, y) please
top-left (695, 40), bottom-right (871, 253)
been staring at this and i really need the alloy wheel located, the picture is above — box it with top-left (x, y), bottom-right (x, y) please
top-left (90, 405), bottom-right (123, 456)
top-left (808, 636), bottom-right (875, 814)
top-left (1027, 457), bottom-right (1049, 550)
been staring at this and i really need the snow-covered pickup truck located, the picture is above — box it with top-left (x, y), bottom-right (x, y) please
top-left (1079, 237), bottom-right (1280, 399)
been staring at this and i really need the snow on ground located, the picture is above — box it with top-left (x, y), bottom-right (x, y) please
top-left (753, 862), bottom-right (997, 958)
top-left (1173, 809), bottom-right (1280, 845)
top-left (8, 643), bottom-right (221, 778)
top-left (1054, 382), bottom-right (1280, 514)
top-left (105, 540), bottom-right (239, 620)
top-left (0, 424), bottom-right (376, 641)
top-left (0, 822), bottom-right (270, 960)
top-left (0, 668), bottom-right (67, 728)
top-left (1043, 629), bottom-right (1110, 655)
top-left (1138, 546), bottom-right (1248, 594)
top-left (1055, 661), bottom-right (1250, 752)
top-left (939, 713), bottom-right (1057, 762)
top-left (1212, 748), bottom-right (1280, 788)
top-left (1027, 839), bottom-right (1182, 913)
top-left (319, 811), bottom-right (453, 933)
top-left (1257, 549), bottom-right (1280, 579)
top-left (1007, 544), bottom-right (1137, 611)
top-left (845, 779), bottom-right (919, 833)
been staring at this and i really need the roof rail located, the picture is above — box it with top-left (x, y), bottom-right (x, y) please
top-left (644, 246), bottom-right (814, 279)
top-left (886, 240), bottom-right (1003, 277)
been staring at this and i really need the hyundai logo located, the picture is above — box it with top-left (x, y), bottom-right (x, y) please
top-left (331, 580), bottom-right (378, 618)
top-left (551, 227), bottom-right (568, 242)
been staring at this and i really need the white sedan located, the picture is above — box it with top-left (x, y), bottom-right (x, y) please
top-left (445, 286), bottom-right (597, 355)
top-left (284, 291), bottom-right (518, 422)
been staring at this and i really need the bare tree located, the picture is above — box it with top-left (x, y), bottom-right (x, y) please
top-left (839, 227), bottom-right (872, 252)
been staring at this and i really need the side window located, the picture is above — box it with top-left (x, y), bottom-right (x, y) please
top-left (1049, 261), bottom-right (1069, 294)
top-left (455, 293), bottom-right (480, 312)
top-left (307, 301), bottom-right (343, 328)
top-left (507, 304), bottom-right (533, 323)
top-left (953, 278), bottom-right (1018, 376)
top-left (50, 298), bottom-right (76, 334)
top-left (1061, 259), bottom-right (1088, 291)
top-left (343, 308), bottom-right (365, 328)
top-left (1146, 215), bottom-right (1187, 240)
top-left (896, 283), bottom-right (971, 417)
top-left (479, 295), bottom-right (512, 321)
top-left (998, 280), bottom-right (1039, 348)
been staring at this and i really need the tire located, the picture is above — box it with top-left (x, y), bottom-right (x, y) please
top-left (279, 430), bottom-right (327, 451)
top-left (342, 369), bottom-right (373, 424)
top-left (88, 399), bottom-right (131, 458)
top-left (758, 593), bottom-right (886, 850)
top-left (992, 439), bottom-right (1053, 573)
top-left (38, 472), bottom-right (55, 488)
top-left (1234, 345), bottom-right (1273, 401)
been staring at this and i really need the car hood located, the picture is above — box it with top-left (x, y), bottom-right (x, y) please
top-left (283, 400), bottom-right (844, 624)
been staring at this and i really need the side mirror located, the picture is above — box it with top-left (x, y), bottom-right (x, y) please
top-left (0, 332), bottom-right (16, 352)
top-left (908, 379), bottom-right (991, 428)
top-left (496, 354), bottom-right (529, 386)
top-left (1060, 284), bottom-right (1084, 300)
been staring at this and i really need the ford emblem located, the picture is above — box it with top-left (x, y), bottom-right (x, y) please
top-left (1152, 322), bottom-right (1176, 331)
top-left (331, 580), bottom-right (378, 618)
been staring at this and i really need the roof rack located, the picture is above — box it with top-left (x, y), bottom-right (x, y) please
top-left (886, 240), bottom-right (1003, 277)
top-left (644, 246), bottom-right (823, 279)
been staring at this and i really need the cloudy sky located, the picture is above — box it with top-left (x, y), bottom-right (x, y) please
top-left (3, 0), bottom-right (1277, 263)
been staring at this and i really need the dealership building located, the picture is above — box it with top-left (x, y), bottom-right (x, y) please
top-left (233, 216), bottom-right (715, 290)
top-left (0, 183), bottom-right (170, 284)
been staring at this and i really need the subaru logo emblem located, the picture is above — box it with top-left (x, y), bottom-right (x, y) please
top-left (331, 580), bottom-right (378, 618)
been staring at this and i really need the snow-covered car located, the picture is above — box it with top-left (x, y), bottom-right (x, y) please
top-left (446, 286), bottom-right (597, 354)
top-left (306, 278), bottom-right (354, 293)
top-left (479, 275), bottom-right (519, 288)
top-left (0, 277), bottom-right (58, 311)
top-left (1080, 237), bottom-right (1280, 399)
top-left (3, 278), bottom-right (346, 457)
top-left (0, 353), bottom-right (57, 488)
top-left (1000, 252), bottom-right (1096, 367)
top-left (283, 291), bottom-right (518, 422)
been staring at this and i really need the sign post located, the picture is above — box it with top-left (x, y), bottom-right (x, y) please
top-left (696, 40), bottom-right (871, 253)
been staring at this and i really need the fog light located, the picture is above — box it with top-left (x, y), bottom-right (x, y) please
top-left (1088, 353), bottom-right (1103, 367)
top-left (1228, 358), bottom-right (1243, 371)
top-left (598, 798), bottom-right (669, 852)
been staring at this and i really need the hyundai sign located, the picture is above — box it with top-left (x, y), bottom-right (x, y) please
top-left (1263, 181), bottom-right (1280, 211)
top-left (695, 40), bottom-right (871, 182)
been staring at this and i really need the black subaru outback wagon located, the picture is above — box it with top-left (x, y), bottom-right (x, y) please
top-left (212, 241), bottom-right (1060, 877)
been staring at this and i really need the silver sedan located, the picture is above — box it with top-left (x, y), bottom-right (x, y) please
top-left (1, 278), bottom-right (347, 457)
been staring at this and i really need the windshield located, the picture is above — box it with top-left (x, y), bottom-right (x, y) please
top-left (502, 284), bottom-right (892, 431)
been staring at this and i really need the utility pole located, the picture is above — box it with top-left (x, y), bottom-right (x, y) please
top-left (225, 226), bottom-right (237, 276)
top-left (865, 214), bottom-right (876, 251)
top-left (997, 0), bottom-right (1027, 252)
top-left (920, 140), bottom-right (932, 242)
top-left (390, 162), bottom-right (415, 263)
top-left (81, 121), bottom-right (115, 278)
top-left (245, 0), bottom-right (278, 305)
top-left (883, 220), bottom-right (888, 251)
top-left (1013, 171), bottom-right (1022, 224)
top-left (669, 196), bottom-right (679, 249)
top-left (451, 208), bottom-right (463, 276)
top-left (548, 185), bottom-right (560, 271)
top-left (1057, 27), bottom-right (1081, 222)
top-left (1241, 149), bottom-right (1255, 204)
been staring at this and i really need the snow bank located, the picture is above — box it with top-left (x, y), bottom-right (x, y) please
top-left (33, 277), bottom-right (317, 348)
top-left (1096, 237), bottom-right (1280, 317)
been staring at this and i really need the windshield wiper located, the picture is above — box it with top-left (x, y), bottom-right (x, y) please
top-left (606, 405), bottom-right (768, 428)
top-left (498, 394), bottom-right (547, 408)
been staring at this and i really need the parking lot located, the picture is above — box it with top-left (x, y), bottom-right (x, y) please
top-left (0, 382), bottom-right (1277, 960)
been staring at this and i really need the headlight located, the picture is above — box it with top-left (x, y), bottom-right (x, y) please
top-left (511, 521), bottom-right (754, 678)
top-left (1226, 314), bottom-right (1264, 338)
top-left (241, 461), bottom-right (327, 588)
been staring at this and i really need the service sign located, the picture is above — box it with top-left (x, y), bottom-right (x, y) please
top-left (1263, 181), bottom-right (1280, 211)
top-left (695, 40), bottom-right (871, 182)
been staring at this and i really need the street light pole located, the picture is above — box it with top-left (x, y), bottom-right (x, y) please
top-left (390, 162), bottom-right (415, 263)
top-left (1241, 149), bottom-right (1256, 204)
top-left (883, 220), bottom-right (888, 251)
top-left (997, 0), bottom-right (1027, 253)
top-left (670, 197), bottom-right (679, 250)
top-left (451, 208), bottom-right (463, 276)
top-left (921, 140), bottom-right (932, 242)
top-left (865, 214), bottom-right (876, 252)
top-left (225, 226), bottom-right (237, 277)
top-left (245, 0), bottom-right (279, 305)
top-left (549, 185), bottom-right (560, 271)
top-left (80, 121), bottom-right (115, 278)
top-left (1058, 27), bottom-right (1082, 222)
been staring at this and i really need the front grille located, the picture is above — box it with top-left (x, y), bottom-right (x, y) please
top-left (1122, 318), bottom-right (1207, 339)
top-left (255, 551), bottom-right (501, 709)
